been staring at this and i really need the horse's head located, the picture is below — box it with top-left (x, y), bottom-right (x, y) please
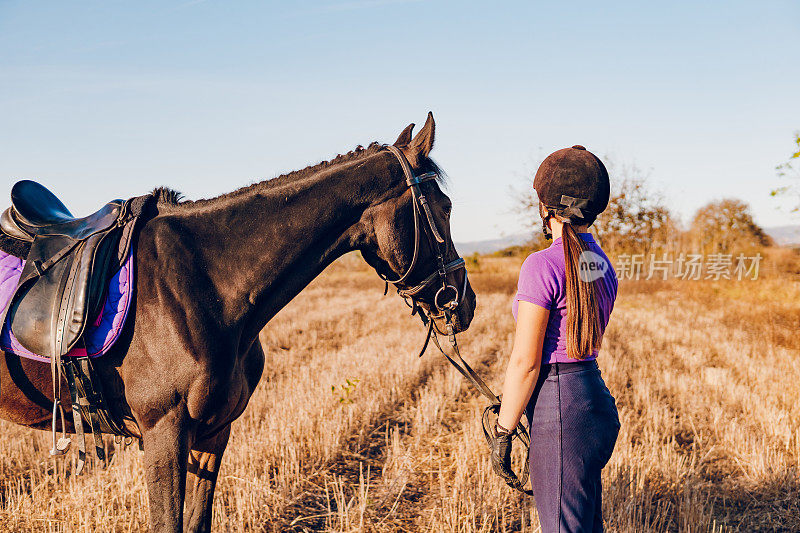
top-left (360, 113), bottom-right (475, 334)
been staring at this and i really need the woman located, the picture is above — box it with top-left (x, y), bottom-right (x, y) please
top-left (491, 145), bottom-right (620, 532)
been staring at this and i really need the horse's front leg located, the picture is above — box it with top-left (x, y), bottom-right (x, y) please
top-left (142, 408), bottom-right (191, 533)
top-left (183, 424), bottom-right (231, 533)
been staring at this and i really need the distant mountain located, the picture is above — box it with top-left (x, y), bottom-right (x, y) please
top-left (456, 233), bottom-right (531, 255)
top-left (765, 225), bottom-right (800, 246)
top-left (456, 225), bottom-right (800, 255)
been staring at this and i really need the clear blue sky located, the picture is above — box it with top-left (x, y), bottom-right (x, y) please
top-left (1, 1), bottom-right (798, 241)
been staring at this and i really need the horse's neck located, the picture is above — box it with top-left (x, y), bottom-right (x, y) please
top-left (178, 154), bottom-right (391, 344)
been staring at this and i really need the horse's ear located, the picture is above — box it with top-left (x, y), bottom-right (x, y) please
top-left (394, 123), bottom-right (414, 147)
top-left (406, 112), bottom-right (435, 162)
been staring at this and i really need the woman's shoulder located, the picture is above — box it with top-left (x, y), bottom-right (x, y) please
top-left (516, 246), bottom-right (563, 307)
top-left (521, 246), bottom-right (562, 274)
top-left (519, 247), bottom-right (563, 287)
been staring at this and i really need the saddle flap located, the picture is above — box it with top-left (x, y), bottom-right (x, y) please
top-left (8, 230), bottom-right (123, 359)
top-left (9, 235), bottom-right (78, 357)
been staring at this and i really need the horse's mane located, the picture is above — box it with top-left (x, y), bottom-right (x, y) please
top-left (151, 187), bottom-right (184, 206)
top-left (157, 142), bottom-right (387, 207)
top-left (154, 140), bottom-right (445, 209)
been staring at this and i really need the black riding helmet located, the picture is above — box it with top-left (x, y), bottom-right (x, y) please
top-left (533, 145), bottom-right (610, 238)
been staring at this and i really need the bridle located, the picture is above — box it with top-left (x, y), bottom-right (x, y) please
top-left (380, 145), bottom-right (532, 495)
top-left (381, 145), bottom-right (467, 318)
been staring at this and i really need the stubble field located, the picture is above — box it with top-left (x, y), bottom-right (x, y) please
top-left (0, 254), bottom-right (798, 532)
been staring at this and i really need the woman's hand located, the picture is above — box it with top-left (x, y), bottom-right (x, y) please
top-left (489, 426), bottom-right (516, 484)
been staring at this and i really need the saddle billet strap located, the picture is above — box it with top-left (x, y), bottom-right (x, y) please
top-left (84, 369), bottom-right (138, 439)
top-left (65, 354), bottom-right (137, 435)
top-left (59, 320), bottom-right (138, 469)
top-left (71, 356), bottom-right (108, 461)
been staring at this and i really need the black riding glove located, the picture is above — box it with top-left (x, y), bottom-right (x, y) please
top-left (483, 403), bottom-right (532, 494)
top-left (489, 425), bottom-right (517, 486)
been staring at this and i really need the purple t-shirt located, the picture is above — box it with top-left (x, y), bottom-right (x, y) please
top-left (512, 233), bottom-right (617, 364)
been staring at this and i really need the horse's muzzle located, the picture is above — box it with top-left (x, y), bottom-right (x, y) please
top-left (449, 282), bottom-right (476, 333)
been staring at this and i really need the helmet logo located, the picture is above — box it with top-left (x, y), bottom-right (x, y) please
top-left (560, 195), bottom-right (589, 220)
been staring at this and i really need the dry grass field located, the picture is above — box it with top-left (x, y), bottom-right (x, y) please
top-left (0, 253), bottom-right (798, 532)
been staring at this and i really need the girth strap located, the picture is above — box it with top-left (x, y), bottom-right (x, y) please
top-left (73, 356), bottom-right (108, 462)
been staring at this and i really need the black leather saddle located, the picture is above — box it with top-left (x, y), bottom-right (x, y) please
top-left (0, 180), bottom-right (140, 359)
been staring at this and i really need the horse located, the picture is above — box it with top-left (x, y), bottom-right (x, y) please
top-left (0, 112), bottom-right (476, 532)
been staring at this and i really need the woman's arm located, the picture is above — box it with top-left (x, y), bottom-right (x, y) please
top-left (497, 300), bottom-right (550, 431)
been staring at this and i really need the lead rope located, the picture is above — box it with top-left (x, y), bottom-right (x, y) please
top-left (382, 144), bottom-right (531, 494)
top-left (413, 219), bottom-right (532, 494)
top-left (428, 313), bottom-right (532, 495)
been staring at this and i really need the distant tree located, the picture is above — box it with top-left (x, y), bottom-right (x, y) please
top-left (593, 172), bottom-right (676, 256)
top-left (690, 199), bottom-right (772, 253)
top-left (509, 166), bottom-right (551, 252)
top-left (772, 131), bottom-right (800, 213)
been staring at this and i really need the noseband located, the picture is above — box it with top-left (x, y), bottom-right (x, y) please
top-left (380, 145), bottom-right (532, 495)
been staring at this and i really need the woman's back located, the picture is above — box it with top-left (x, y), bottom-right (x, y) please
top-left (513, 233), bottom-right (618, 363)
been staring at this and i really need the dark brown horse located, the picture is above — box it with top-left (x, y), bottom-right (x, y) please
top-left (0, 113), bottom-right (475, 532)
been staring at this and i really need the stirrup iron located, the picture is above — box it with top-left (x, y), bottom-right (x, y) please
top-left (49, 401), bottom-right (71, 456)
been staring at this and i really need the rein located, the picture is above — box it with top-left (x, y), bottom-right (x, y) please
top-left (381, 145), bottom-right (532, 495)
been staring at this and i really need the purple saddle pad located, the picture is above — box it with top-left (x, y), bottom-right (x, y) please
top-left (0, 249), bottom-right (134, 362)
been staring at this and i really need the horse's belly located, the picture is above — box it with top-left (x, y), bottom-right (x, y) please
top-left (0, 352), bottom-right (57, 429)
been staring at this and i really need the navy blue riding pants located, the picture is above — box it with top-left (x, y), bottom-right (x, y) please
top-left (525, 360), bottom-right (620, 533)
